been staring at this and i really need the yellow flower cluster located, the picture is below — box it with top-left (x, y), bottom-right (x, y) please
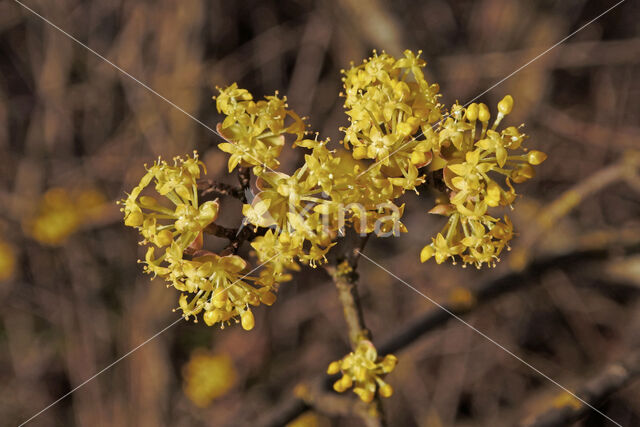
top-left (123, 49), bottom-right (547, 328)
top-left (24, 187), bottom-right (107, 246)
top-left (120, 154), bottom-right (279, 330)
top-left (341, 50), bottom-right (441, 194)
top-left (182, 351), bottom-right (237, 407)
top-left (327, 340), bottom-right (397, 403)
top-left (215, 83), bottom-right (306, 174)
top-left (420, 97), bottom-right (547, 267)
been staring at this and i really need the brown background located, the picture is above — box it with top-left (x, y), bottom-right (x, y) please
top-left (1, 0), bottom-right (639, 426)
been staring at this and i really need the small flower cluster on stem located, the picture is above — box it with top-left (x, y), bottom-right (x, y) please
top-left (328, 340), bottom-right (397, 403)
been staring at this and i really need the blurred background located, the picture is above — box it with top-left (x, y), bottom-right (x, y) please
top-left (1, 0), bottom-right (640, 426)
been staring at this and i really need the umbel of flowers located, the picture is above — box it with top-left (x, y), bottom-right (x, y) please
top-left (121, 50), bottom-right (546, 402)
top-left (328, 340), bottom-right (397, 403)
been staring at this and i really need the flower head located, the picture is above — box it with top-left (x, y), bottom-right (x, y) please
top-left (327, 340), bottom-right (397, 402)
top-left (182, 351), bottom-right (237, 407)
top-left (215, 84), bottom-right (307, 174)
top-left (420, 96), bottom-right (546, 267)
top-left (24, 187), bottom-right (107, 246)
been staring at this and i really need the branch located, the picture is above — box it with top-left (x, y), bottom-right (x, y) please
top-left (323, 233), bottom-right (386, 427)
top-left (520, 153), bottom-right (640, 252)
top-left (325, 234), bottom-right (371, 347)
top-left (295, 381), bottom-right (385, 427)
top-left (520, 350), bottom-right (640, 427)
top-left (203, 222), bottom-right (238, 240)
top-left (237, 166), bottom-right (251, 203)
top-left (197, 179), bottom-right (244, 202)
top-left (378, 238), bottom-right (640, 355)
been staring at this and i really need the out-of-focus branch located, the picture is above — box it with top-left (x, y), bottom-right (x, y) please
top-left (378, 236), bottom-right (640, 355)
top-left (539, 106), bottom-right (640, 150)
top-left (438, 38), bottom-right (640, 82)
top-left (534, 154), bottom-right (639, 238)
top-left (512, 153), bottom-right (640, 270)
top-left (520, 350), bottom-right (640, 427)
top-left (294, 381), bottom-right (384, 423)
top-left (257, 237), bottom-right (640, 427)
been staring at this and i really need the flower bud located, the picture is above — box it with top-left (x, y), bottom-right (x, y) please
top-left (327, 361), bottom-right (341, 375)
top-left (354, 388), bottom-right (374, 403)
top-left (465, 103), bottom-right (479, 121)
top-left (240, 309), bottom-right (255, 331)
top-left (333, 378), bottom-right (348, 393)
top-left (498, 95), bottom-right (514, 115)
top-left (381, 354), bottom-right (398, 373)
top-left (478, 103), bottom-right (490, 122)
top-left (353, 146), bottom-right (368, 159)
top-left (527, 150), bottom-right (547, 165)
top-left (203, 309), bottom-right (222, 326)
top-left (379, 383), bottom-right (394, 398)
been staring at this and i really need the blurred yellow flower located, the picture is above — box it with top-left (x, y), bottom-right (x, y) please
top-left (286, 411), bottom-right (330, 427)
top-left (0, 240), bottom-right (16, 281)
top-left (24, 187), bottom-right (108, 246)
top-left (182, 351), bottom-right (237, 407)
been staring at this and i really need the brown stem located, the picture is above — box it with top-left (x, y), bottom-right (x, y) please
top-left (325, 234), bottom-right (371, 347)
top-left (237, 166), bottom-right (251, 203)
top-left (197, 179), bottom-right (244, 201)
top-left (220, 226), bottom-right (256, 256)
top-left (204, 223), bottom-right (238, 240)
top-left (324, 234), bottom-right (386, 426)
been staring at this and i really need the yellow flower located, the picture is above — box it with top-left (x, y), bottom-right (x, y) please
top-left (286, 412), bottom-right (330, 427)
top-left (341, 50), bottom-right (441, 193)
top-left (24, 187), bottom-right (108, 246)
top-left (182, 351), bottom-right (237, 407)
top-left (421, 96), bottom-right (546, 267)
top-left (0, 240), bottom-right (16, 281)
top-left (121, 152), bottom-right (217, 250)
top-left (327, 340), bottom-right (397, 402)
top-left (215, 84), bottom-right (306, 174)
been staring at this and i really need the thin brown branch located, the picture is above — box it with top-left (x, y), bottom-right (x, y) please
top-left (378, 236), bottom-right (640, 355)
top-left (220, 225), bottom-right (256, 256)
top-left (520, 350), bottom-right (640, 427)
top-left (237, 166), bottom-right (251, 203)
top-left (437, 38), bottom-right (640, 83)
top-left (323, 233), bottom-right (385, 426)
top-left (197, 179), bottom-right (244, 202)
top-left (203, 223), bottom-right (238, 240)
top-left (325, 235), bottom-right (371, 347)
